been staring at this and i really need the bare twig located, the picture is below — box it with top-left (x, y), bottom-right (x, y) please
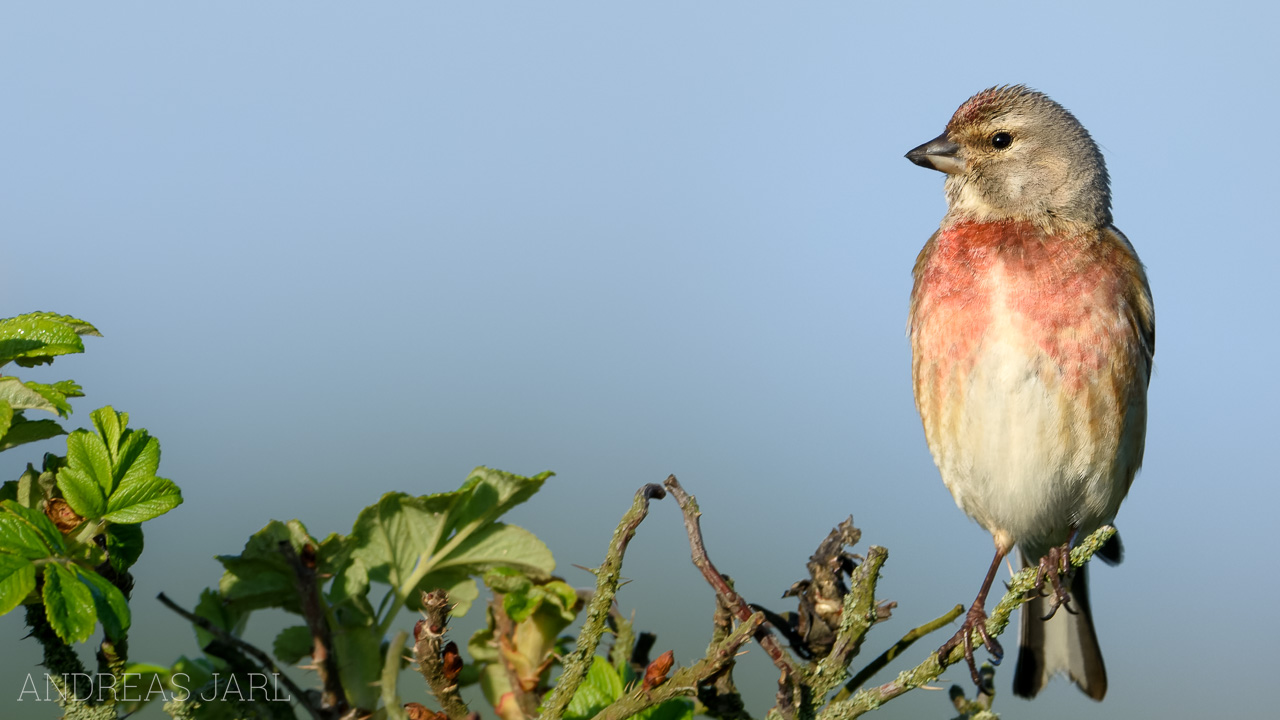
top-left (663, 476), bottom-right (799, 677)
top-left (412, 590), bottom-right (471, 720)
top-left (540, 483), bottom-right (667, 720)
top-left (156, 592), bottom-right (324, 720)
top-left (594, 612), bottom-right (767, 720)
top-left (280, 540), bottom-right (347, 714)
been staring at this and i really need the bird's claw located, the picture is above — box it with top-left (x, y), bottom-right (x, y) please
top-left (1032, 543), bottom-right (1076, 619)
top-left (938, 603), bottom-right (1005, 687)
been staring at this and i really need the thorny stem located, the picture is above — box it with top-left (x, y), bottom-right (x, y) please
top-left (413, 589), bottom-right (471, 720)
top-left (539, 483), bottom-right (667, 720)
top-left (280, 540), bottom-right (348, 715)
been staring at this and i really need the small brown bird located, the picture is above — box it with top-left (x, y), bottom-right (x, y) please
top-left (905, 86), bottom-right (1154, 700)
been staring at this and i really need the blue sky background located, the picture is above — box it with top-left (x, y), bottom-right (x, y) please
top-left (3, 3), bottom-right (1276, 718)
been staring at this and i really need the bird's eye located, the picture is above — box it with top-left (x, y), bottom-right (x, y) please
top-left (991, 132), bottom-right (1013, 149)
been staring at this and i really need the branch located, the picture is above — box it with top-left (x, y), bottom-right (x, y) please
top-left (539, 483), bottom-right (667, 720)
top-left (834, 604), bottom-right (964, 701)
top-left (809, 546), bottom-right (889, 696)
top-left (816, 526), bottom-right (1117, 720)
top-left (280, 540), bottom-right (347, 714)
top-left (412, 590), bottom-right (471, 720)
top-left (156, 592), bottom-right (325, 720)
top-left (663, 476), bottom-right (800, 677)
top-left (594, 611), bottom-right (767, 720)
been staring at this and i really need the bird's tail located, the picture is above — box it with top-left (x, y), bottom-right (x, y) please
top-left (1012, 552), bottom-right (1107, 700)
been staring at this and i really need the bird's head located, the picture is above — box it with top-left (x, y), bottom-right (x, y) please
top-left (906, 85), bottom-right (1111, 230)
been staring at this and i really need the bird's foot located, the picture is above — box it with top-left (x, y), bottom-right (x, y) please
top-left (938, 602), bottom-right (1004, 687)
top-left (1032, 543), bottom-right (1076, 619)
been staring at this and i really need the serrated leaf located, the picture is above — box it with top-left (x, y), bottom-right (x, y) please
top-left (75, 566), bottom-right (131, 640)
top-left (65, 427), bottom-right (114, 498)
top-left (328, 557), bottom-right (375, 626)
top-left (102, 474), bottom-right (182, 523)
top-left (56, 467), bottom-right (106, 520)
top-left (0, 414), bottom-right (65, 451)
top-left (21, 382), bottom-right (75, 418)
top-left (114, 433), bottom-right (158, 494)
top-left (91, 407), bottom-right (125, 461)
top-left (106, 523), bottom-right (145, 573)
top-left (0, 314), bottom-right (89, 367)
top-left (434, 522), bottom-right (554, 579)
top-left (273, 625), bottom-right (314, 665)
top-left (449, 467), bottom-right (552, 536)
top-left (0, 377), bottom-right (64, 415)
top-left (348, 492), bottom-right (449, 591)
top-left (217, 520), bottom-right (314, 614)
top-left (42, 563), bottom-right (96, 644)
top-left (0, 499), bottom-right (65, 558)
top-left (7, 312), bottom-right (100, 337)
top-left (0, 554), bottom-right (37, 615)
top-left (194, 587), bottom-right (249, 649)
top-left (0, 399), bottom-right (11, 438)
top-left (563, 656), bottom-right (623, 720)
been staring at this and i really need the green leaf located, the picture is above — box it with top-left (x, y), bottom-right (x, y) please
top-left (434, 522), bottom-right (555, 578)
top-left (75, 566), bottom-right (131, 640)
top-left (332, 621), bottom-right (385, 710)
top-left (194, 587), bottom-right (249, 649)
top-left (217, 520), bottom-right (314, 613)
top-left (0, 499), bottom-right (65, 558)
top-left (21, 381), bottom-right (79, 418)
top-left (106, 523), bottom-right (145, 573)
top-left (0, 399), bottom-right (11, 438)
top-left (348, 492), bottom-right (449, 592)
top-left (0, 554), bottom-right (37, 615)
top-left (449, 467), bottom-right (552, 536)
top-left (0, 313), bottom-right (92, 367)
top-left (42, 563), bottom-right (96, 644)
top-left (634, 699), bottom-right (696, 720)
top-left (103, 474), bottom-right (182, 523)
top-left (0, 414), bottom-right (65, 451)
top-left (273, 625), bottom-right (314, 665)
top-left (328, 557), bottom-right (376, 626)
top-left (0, 377), bottom-right (66, 416)
top-left (91, 406), bottom-right (125, 461)
top-left (563, 656), bottom-right (623, 720)
top-left (64, 426), bottom-right (114, 499)
top-left (117, 663), bottom-right (176, 714)
top-left (56, 467), bottom-right (106, 520)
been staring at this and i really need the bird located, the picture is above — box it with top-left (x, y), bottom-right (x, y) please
top-left (903, 85), bottom-right (1154, 700)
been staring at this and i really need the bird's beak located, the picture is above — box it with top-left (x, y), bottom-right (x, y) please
top-left (905, 133), bottom-right (964, 174)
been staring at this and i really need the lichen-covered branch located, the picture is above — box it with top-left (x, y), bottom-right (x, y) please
top-left (816, 526), bottom-right (1117, 720)
top-left (809, 546), bottom-right (889, 697)
top-left (594, 611), bottom-right (767, 720)
top-left (835, 604), bottom-right (964, 701)
top-left (413, 589), bottom-right (471, 720)
top-left (540, 483), bottom-right (667, 720)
